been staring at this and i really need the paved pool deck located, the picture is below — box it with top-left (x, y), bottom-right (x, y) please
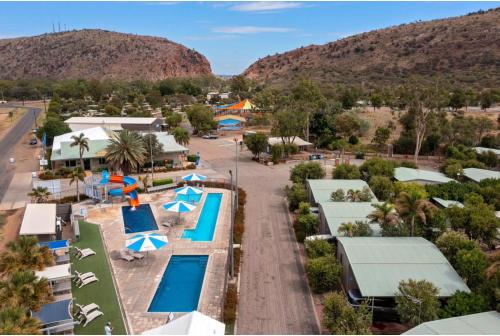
top-left (82, 187), bottom-right (232, 334)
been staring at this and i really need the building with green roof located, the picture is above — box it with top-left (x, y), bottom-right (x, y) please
top-left (336, 237), bottom-right (469, 299)
top-left (394, 167), bottom-right (455, 185)
top-left (463, 168), bottom-right (500, 183)
top-left (306, 179), bottom-right (377, 206)
top-left (318, 201), bottom-right (381, 236)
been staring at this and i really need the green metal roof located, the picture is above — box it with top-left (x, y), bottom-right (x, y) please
top-left (319, 202), bottom-right (381, 236)
top-left (463, 168), bottom-right (500, 182)
top-left (337, 237), bottom-right (470, 297)
top-left (394, 167), bottom-right (454, 184)
top-left (404, 311), bottom-right (500, 335)
top-left (51, 139), bottom-right (109, 161)
top-left (432, 197), bottom-right (463, 208)
top-left (307, 179), bottom-right (378, 203)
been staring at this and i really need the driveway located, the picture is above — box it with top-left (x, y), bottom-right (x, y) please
top-left (188, 136), bottom-right (319, 334)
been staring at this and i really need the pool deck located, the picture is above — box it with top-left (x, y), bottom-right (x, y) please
top-left (82, 187), bottom-right (232, 334)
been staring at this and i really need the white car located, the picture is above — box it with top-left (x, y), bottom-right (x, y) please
top-left (0, 100), bottom-right (7, 104)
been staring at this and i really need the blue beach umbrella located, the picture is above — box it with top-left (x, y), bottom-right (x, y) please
top-left (126, 233), bottom-right (168, 252)
top-left (175, 186), bottom-right (203, 195)
top-left (182, 173), bottom-right (206, 182)
top-left (163, 200), bottom-right (196, 223)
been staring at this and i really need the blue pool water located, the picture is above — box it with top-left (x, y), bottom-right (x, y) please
top-left (175, 193), bottom-right (202, 203)
top-left (218, 119), bottom-right (241, 126)
top-left (148, 255), bottom-right (208, 312)
top-left (182, 193), bottom-right (222, 241)
top-left (121, 204), bottom-right (158, 234)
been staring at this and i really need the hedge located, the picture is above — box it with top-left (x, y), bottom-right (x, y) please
top-left (152, 178), bottom-right (174, 186)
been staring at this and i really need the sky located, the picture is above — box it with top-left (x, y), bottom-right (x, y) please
top-left (0, 1), bottom-right (499, 75)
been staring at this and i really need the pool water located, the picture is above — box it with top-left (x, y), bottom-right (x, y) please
top-left (182, 193), bottom-right (222, 241)
top-left (175, 193), bottom-right (202, 203)
top-left (121, 204), bottom-right (158, 234)
top-left (148, 255), bottom-right (208, 312)
top-left (218, 119), bottom-right (241, 126)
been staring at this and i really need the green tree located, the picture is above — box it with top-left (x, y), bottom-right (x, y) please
top-left (330, 189), bottom-right (346, 201)
top-left (27, 187), bottom-right (51, 203)
top-left (272, 105), bottom-right (306, 154)
top-left (69, 167), bottom-right (85, 202)
top-left (338, 222), bottom-right (354, 237)
top-left (0, 236), bottom-right (53, 275)
top-left (104, 104), bottom-right (121, 116)
top-left (395, 279), bottom-right (440, 328)
top-left (334, 114), bottom-right (361, 138)
top-left (142, 133), bottom-right (164, 160)
top-left (244, 133), bottom-right (268, 160)
top-left (455, 248), bottom-right (488, 288)
top-left (346, 187), bottom-right (372, 202)
top-left (440, 291), bottom-right (489, 318)
top-left (368, 202), bottom-right (402, 236)
top-left (369, 175), bottom-right (395, 201)
top-left (323, 292), bottom-right (372, 335)
top-left (105, 130), bottom-right (146, 175)
top-left (286, 183), bottom-right (307, 211)
top-left (291, 79), bottom-right (326, 141)
top-left (172, 127), bottom-right (190, 146)
top-left (270, 144), bottom-right (283, 164)
top-left (359, 157), bottom-right (395, 180)
top-left (0, 307), bottom-right (42, 335)
top-left (306, 256), bottom-right (341, 293)
top-left (395, 191), bottom-right (436, 236)
top-left (370, 93), bottom-right (383, 111)
top-left (394, 182), bottom-right (428, 200)
top-left (305, 240), bottom-right (334, 259)
top-left (0, 270), bottom-right (52, 312)
top-left (70, 133), bottom-right (89, 170)
top-left (165, 113), bottom-right (183, 128)
top-left (480, 90), bottom-right (492, 111)
top-left (449, 89), bottom-right (466, 111)
top-left (332, 163), bottom-right (361, 179)
top-left (296, 213), bottom-right (319, 237)
top-left (186, 104), bottom-right (216, 135)
top-left (372, 127), bottom-right (392, 149)
top-left (435, 231), bottom-right (476, 268)
top-left (36, 116), bottom-right (71, 146)
top-left (290, 162), bottom-right (325, 184)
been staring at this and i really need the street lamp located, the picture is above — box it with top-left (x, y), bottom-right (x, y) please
top-left (229, 169), bottom-right (234, 278)
top-left (149, 123), bottom-right (161, 183)
top-left (233, 137), bottom-right (239, 209)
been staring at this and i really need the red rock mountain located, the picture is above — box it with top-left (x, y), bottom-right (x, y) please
top-left (244, 8), bottom-right (500, 87)
top-left (0, 29), bottom-right (212, 81)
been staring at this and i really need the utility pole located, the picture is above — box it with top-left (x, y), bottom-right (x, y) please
top-left (149, 124), bottom-right (154, 183)
top-left (229, 170), bottom-right (234, 278)
top-left (234, 137), bottom-right (239, 209)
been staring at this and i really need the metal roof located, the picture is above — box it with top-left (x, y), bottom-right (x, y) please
top-left (394, 167), bottom-right (455, 184)
top-left (337, 237), bottom-right (469, 297)
top-left (32, 299), bottom-right (73, 326)
top-left (51, 139), bottom-right (109, 161)
top-left (404, 311), bottom-right (500, 335)
top-left (474, 147), bottom-right (500, 156)
top-left (20, 204), bottom-right (56, 235)
top-left (432, 197), bottom-right (464, 208)
top-left (463, 168), bottom-right (500, 182)
top-left (142, 311), bottom-right (225, 335)
top-left (307, 179), bottom-right (378, 204)
top-left (268, 136), bottom-right (312, 147)
top-left (36, 264), bottom-right (72, 281)
top-left (65, 117), bottom-right (158, 124)
top-left (152, 132), bottom-right (188, 154)
top-left (319, 202), bottom-right (381, 237)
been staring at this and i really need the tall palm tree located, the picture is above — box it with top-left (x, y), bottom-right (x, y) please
top-left (69, 167), bottom-right (85, 202)
top-left (395, 191), bottom-right (436, 236)
top-left (368, 202), bottom-right (401, 236)
top-left (70, 133), bottom-right (89, 170)
top-left (27, 187), bottom-right (51, 203)
top-left (0, 236), bottom-right (54, 275)
top-left (338, 222), bottom-right (354, 237)
top-left (0, 270), bottom-right (53, 312)
top-left (172, 127), bottom-right (190, 146)
top-left (105, 130), bottom-right (146, 175)
top-left (0, 307), bottom-right (42, 335)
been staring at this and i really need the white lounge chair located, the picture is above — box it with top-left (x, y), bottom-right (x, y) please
top-left (77, 275), bottom-right (99, 288)
top-left (73, 271), bottom-right (94, 283)
top-left (119, 249), bottom-right (134, 262)
top-left (129, 251), bottom-right (144, 260)
top-left (74, 247), bottom-right (96, 260)
top-left (81, 309), bottom-right (104, 327)
top-left (75, 272), bottom-right (96, 286)
top-left (76, 303), bottom-right (100, 317)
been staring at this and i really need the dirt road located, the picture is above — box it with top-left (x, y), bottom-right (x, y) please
top-left (189, 136), bottom-right (319, 334)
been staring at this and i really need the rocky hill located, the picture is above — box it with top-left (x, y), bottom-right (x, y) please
top-left (244, 8), bottom-right (500, 87)
top-left (0, 29), bottom-right (212, 81)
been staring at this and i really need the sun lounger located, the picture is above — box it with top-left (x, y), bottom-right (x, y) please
top-left (73, 271), bottom-right (94, 283)
top-left (76, 303), bottom-right (100, 317)
top-left (162, 221), bottom-right (173, 228)
top-left (119, 249), bottom-right (134, 262)
top-left (75, 273), bottom-right (96, 286)
top-left (77, 275), bottom-right (99, 288)
top-left (81, 309), bottom-right (104, 327)
top-left (129, 251), bottom-right (144, 260)
top-left (74, 247), bottom-right (96, 260)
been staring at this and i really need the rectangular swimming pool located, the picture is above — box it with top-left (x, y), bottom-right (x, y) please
top-left (182, 193), bottom-right (222, 241)
top-left (175, 193), bottom-right (202, 203)
top-left (122, 204), bottom-right (158, 234)
top-left (148, 255), bottom-right (208, 312)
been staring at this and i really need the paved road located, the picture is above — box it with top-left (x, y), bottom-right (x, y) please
top-left (0, 105), bottom-right (41, 201)
top-left (189, 137), bottom-right (319, 335)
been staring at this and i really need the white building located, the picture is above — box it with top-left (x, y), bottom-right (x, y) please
top-left (20, 204), bottom-right (58, 242)
top-left (65, 117), bottom-right (163, 132)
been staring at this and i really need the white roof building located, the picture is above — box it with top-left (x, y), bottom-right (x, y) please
top-left (52, 127), bottom-right (110, 152)
top-left (65, 117), bottom-right (162, 132)
top-left (463, 168), bottom-right (500, 182)
top-left (142, 311), bottom-right (225, 335)
top-left (474, 147), bottom-right (500, 156)
top-left (268, 137), bottom-right (313, 148)
top-left (35, 264), bottom-right (72, 282)
top-left (20, 204), bottom-right (57, 236)
top-left (394, 167), bottom-right (455, 185)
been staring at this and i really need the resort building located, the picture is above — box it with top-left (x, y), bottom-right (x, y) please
top-left (318, 202), bottom-right (381, 236)
top-left (20, 203), bottom-right (58, 242)
top-left (35, 264), bottom-right (72, 297)
top-left (267, 136), bottom-right (313, 153)
top-left (463, 167), bottom-right (500, 182)
top-left (306, 179), bottom-right (378, 206)
top-left (394, 167), bottom-right (455, 185)
top-left (404, 311), bottom-right (500, 335)
top-left (336, 237), bottom-right (469, 300)
top-left (32, 299), bottom-right (75, 334)
top-left (65, 117), bottom-right (163, 132)
top-left (142, 311), bottom-right (225, 335)
top-left (152, 132), bottom-right (189, 165)
top-left (473, 146), bottom-right (500, 157)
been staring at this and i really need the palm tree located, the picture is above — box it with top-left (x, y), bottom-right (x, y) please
top-left (395, 191), bottom-right (436, 236)
top-left (0, 236), bottom-right (54, 275)
top-left (338, 222), bottom-right (354, 237)
top-left (70, 133), bottom-right (89, 170)
top-left (347, 189), bottom-right (363, 202)
top-left (172, 127), bottom-right (190, 146)
top-left (27, 187), bottom-right (51, 203)
top-left (0, 307), bottom-right (42, 335)
top-left (0, 270), bottom-right (53, 312)
top-left (139, 175), bottom-right (150, 189)
top-left (368, 202), bottom-right (401, 236)
top-left (105, 130), bottom-right (146, 175)
top-left (69, 167), bottom-right (85, 202)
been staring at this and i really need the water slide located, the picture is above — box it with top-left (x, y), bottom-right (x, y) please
top-left (100, 170), bottom-right (139, 208)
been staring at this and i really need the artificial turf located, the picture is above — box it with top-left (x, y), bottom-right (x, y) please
top-left (71, 221), bottom-right (127, 335)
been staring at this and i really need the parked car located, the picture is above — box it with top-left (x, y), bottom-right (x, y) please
top-left (0, 100), bottom-right (7, 104)
top-left (29, 138), bottom-right (37, 145)
top-left (347, 289), bottom-right (398, 321)
top-left (202, 133), bottom-right (218, 139)
top-left (309, 154), bottom-right (324, 160)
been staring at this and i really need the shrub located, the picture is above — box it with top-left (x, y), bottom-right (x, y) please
top-left (286, 183), bottom-right (307, 211)
top-left (223, 283), bottom-right (238, 325)
top-left (440, 291), bottom-right (489, 318)
top-left (305, 240), bottom-right (334, 259)
top-left (435, 231), bottom-right (476, 267)
top-left (369, 175), bottom-right (394, 201)
top-left (296, 213), bottom-right (319, 241)
top-left (395, 279), bottom-right (440, 327)
top-left (359, 157), bottom-right (395, 180)
top-left (348, 135), bottom-right (359, 145)
top-left (394, 181), bottom-right (428, 199)
top-left (152, 178), bottom-right (174, 186)
top-left (306, 256), bottom-right (341, 293)
top-left (355, 151), bottom-right (365, 159)
top-left (322, 292), bottom-right (372, 335)
top-left (332, 163), bottom-right (361, 179)
top-left (331, 189), bottom-right (346, 201)
top-left (290, 162), bottom-right (325, 184)
top-left (186, 154), bottom-right (198, 162)
top-left (298, 202), bottom-right (311, 216)
top-left (270, 144), bottom-right (284, 164)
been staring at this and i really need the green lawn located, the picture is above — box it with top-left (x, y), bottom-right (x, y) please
top-left (71, 221), bottom-right (127, 335)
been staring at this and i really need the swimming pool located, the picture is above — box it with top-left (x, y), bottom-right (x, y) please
top-left (182, 193), bottom-right (222, 241)
top-left (176, 193), bottom-right (202, 203)
top-left (121, 204), bottom-right (158, 234)
top-left (148, 255), bottom-right (208, 312)
top-left (218, 119), bottom-right (241, 126)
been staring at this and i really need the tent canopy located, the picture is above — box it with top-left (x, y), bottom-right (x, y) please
top-left (142, 311), bottom-right (225, 335)
top-left (216, 99), bottom-right (257, 111)
top-left (20, 204), bottom-right (57, 236)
